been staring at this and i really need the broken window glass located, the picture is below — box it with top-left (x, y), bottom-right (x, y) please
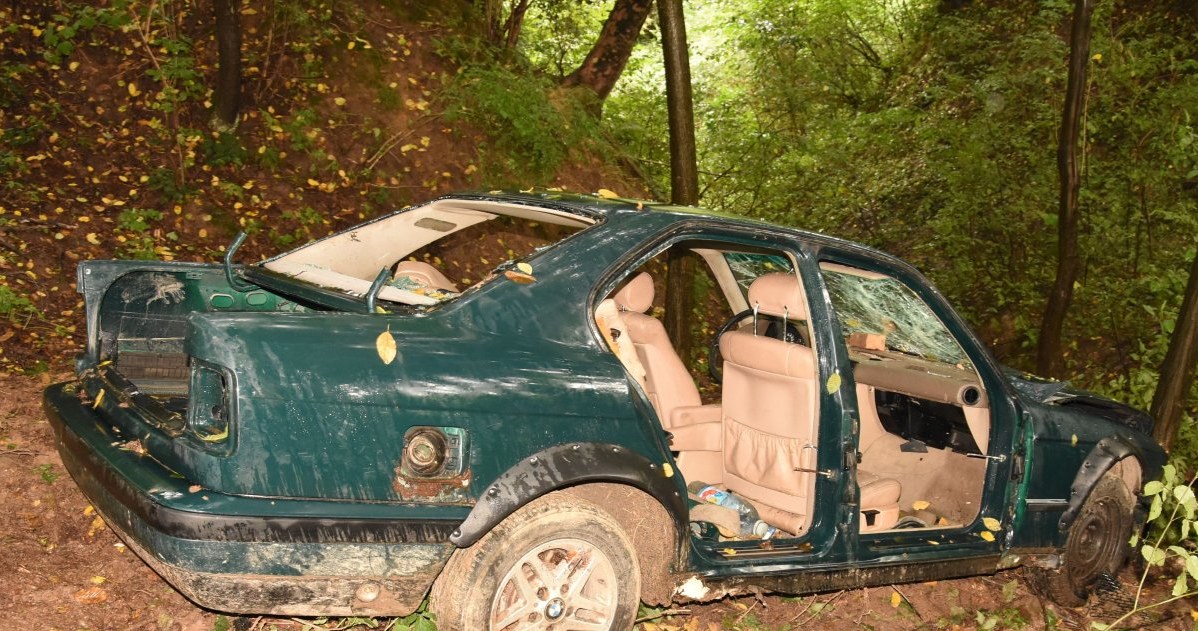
top-left (822, 266), bottom-right (968, 367)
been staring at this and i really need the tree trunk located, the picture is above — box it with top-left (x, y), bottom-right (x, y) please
top-left (1151, 252), bottom-right (1198, 453)
top-left (658, 0), bottom-right (700, 365)
top-left (502, 0), bottom-right (531, 50)
top-left (212, 0), bottom-right (242, 129)
top-left (561, 0), bottom-right (653, 102)
top-left (1036, 0), bottom-right (1094, 378)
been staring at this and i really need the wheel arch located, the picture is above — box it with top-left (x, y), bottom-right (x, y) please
top-left (1059, 435), bottom-right (1144, 532)
top-left (450, 443), bottom-right (688, 580)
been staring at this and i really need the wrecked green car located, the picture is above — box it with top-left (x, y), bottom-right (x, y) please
top-left (45, 191), bottom-right (1165, 629)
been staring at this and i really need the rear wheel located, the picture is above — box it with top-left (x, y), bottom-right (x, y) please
top-left (1030, 474), bottom-right (1135, 606)
top-left (430, 492), bottom-right (640, 630)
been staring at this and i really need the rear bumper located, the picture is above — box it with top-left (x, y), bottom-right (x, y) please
top-left (44, 381), bottom-right (455, 616)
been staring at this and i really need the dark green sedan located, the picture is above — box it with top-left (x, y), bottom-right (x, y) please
top-left (44, 191), bottom-right (1165, 629)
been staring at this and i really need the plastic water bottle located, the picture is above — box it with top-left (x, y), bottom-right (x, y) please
top-left (688, 482), bottom-right (777, 539)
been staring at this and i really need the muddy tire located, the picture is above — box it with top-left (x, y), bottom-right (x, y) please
top-left (1030, 474), bottom-right (1135, 607)
top-left (429, 492), bottom-right (641, 630)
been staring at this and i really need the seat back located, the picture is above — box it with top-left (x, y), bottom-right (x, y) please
top-left (719, 273), bottom-right (819, 535)
top-left (612, 273), bottom-right (701, 428)
top-left (393, 260), bottom-right (457, 291)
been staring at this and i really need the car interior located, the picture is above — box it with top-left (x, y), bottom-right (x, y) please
top-left (594, 242), bottom-right (989, 542)
top-left (262, 199), bottom-right (593, 306)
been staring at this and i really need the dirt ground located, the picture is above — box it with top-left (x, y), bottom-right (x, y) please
top-left (1, 374), bottom-right (1192, 631)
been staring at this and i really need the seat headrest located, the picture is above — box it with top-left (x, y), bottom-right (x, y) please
top-left (748, 273), bottom-right (807, 320)
top-left (613, 272), bottom-right (654, 313)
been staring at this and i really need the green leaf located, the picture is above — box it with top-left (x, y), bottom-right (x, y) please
top-left (1187, 554), bottom-right (1198, 581)
top-left (1142, 544), bottom-right (1166, 566)
top-left (1173, 485), bottom-right (1196, 505)
top-left (1163, 464), bottom-right (1177, 485)
top-left (1143, 480), bottom-right (1165, 496)
top-left (1173, 572), bottom-right (1188, 597)
top-left (1149, 495), bottom-right (1163, 522)
top-left (1091, 623), bottom-right (1109, 631)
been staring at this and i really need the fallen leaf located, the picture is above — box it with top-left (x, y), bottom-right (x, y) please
top-left (890, 591), bottom-right (902, 608)
top-left (662, 462), bottom-right (674, 478)
top-left (1071, 434), bottom-right (1078, 446)
top-left (504, 269), bottom-right (536, 284)
top-left (979, 530), bottom-right (995, 542)
top-left (983, 517), bottom-right (1001, 531)
top-left (199, 427), bottom-right (229, 442)
top-left (92, 388), bottom-right (105, 410)
top-left (912, 500), bottom-right (930, 511)
top-left (89, 576), bottom-right (106, 585)
top-left (722, 547), bottom-right (737, 556)
top-left (516, 262), bottom-right (533, 275)
top-left (127, 82), bottom-right (140, 97)
top-left (376, 328), bottom-right (398, 365)
top-left (825, 372), bottom-right (842, 394)
top-left (73, 586), bottom-right (108, 604)
top-left (596, 188), bottom-right (619, 199)
top-left (333, 96), bottom-right (346, 106)
top-left (86, 232), bottom-right (101, 245)
top-left (188, 484), bottom-right (202, 493)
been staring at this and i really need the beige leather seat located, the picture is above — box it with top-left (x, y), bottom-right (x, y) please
top-left (719, 273), bottom-right (903, 535)
top-left (718, 273), bottom-right (821, 535)
top-left (611, 273), bottom-right (723, 483)
top-left (393, 260), bottom-right (457, 292)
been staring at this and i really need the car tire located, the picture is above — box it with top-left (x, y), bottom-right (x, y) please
top-left (429, 492), bottom-right (641, 630)
top-left (1030, 473), bottom-right (1135, 607)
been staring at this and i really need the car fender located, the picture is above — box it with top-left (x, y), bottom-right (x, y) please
top-left (1059, 435), bottom-right (1144, 532)
top-left (450, 442), bottom-right (687, 551)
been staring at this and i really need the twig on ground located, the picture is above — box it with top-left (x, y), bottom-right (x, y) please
top-left (634, 608), bottom-right (691, 624)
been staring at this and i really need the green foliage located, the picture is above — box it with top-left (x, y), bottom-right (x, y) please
top-left (439, 40), bottom-right (603, 182)
top-left (203, 131), bottom-right (249, 167)
top-left (117, 208), bottom-right (167, 259)
top-left (0, 285), bottom-right (39, 324)
top-left (39, 2), bottom-right (131, 64)
top-left (35, 463), bottom-right (59, 484)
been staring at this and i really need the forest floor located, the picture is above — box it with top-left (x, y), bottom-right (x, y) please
top-left (2, 375), bottom-right (1192, 631)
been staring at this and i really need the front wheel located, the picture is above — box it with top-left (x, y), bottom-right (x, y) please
top-left (1029, 474), bottom-right (1135, 607)
top-left (430, 492), bottom-right (641, 630)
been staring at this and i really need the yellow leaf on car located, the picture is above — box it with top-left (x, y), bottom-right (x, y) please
top-left (983, 517), bottom-right (1001, 531)
top-left (199, 427), bottom-right (229, 442)
top-left (825, 372), bottom-right (842, 394)
top-left (376, 328), bottom-right (398, 365)
top-left (912, 500), bottom-right (930, 511)
top-left (596, 188), bottom-right (619, 199)
top-left (1071, 434), bottom-right (1078, 446)
top-left (516, 262), bottom-right (533, 275)
top-left (979, 530), bottom-right (995, 542)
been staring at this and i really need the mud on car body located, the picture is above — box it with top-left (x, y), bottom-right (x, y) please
top-left (44, 191), bottom-right (1165, 629)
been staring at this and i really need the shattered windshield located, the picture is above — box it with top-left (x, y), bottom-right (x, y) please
top-left (822, 265), bottom-right (969, 366)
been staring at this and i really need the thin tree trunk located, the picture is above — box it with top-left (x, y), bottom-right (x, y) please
top-left (561, 0), bottom-right (653, 102)
top-left (212, 0), bottom-right (242, 128)
top-left (658, 0), bottom-right (699, 364)
top-left (1151, 252), bottom-right (1198, 452)
top-left (1036, 0), bottom-right (1094, 378)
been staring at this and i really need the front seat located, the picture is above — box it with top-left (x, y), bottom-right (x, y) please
top-left (719, 273), bottom-right (902, 535)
